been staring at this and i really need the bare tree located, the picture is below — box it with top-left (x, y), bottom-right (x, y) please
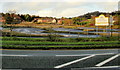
top-left (7, 10), bottom-right (16, 37)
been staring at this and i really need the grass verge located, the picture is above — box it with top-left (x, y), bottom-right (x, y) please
top-left (1, 36), bottom-right (120, 49)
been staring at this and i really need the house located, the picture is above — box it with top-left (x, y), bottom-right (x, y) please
top-left (57, 18), bottom-right (73, 25)
top-left (57, 19), bottom-right (63, 24)
top-left (52, 19), bottom-right (56, 23)
top-left (0, 14), bottom-right (23, 24)
top-left (34, 18), bottom-right (57, 24)
top-left (11, 14), bottom-right (23, 24)
top-left (0, 16), bottom-right (5, 23)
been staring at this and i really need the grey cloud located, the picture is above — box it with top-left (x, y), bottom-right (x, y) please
top-left (1, 2), bottom-right (118, 17)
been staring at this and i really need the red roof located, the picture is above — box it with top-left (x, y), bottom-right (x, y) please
top-left (0, 17), bottom-right (5, 22)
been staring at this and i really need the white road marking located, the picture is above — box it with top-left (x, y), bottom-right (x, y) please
top-left (0, 54), bottom-right (28, 56)
top-left (0, 53), bottom-right (115, 57)
top-left (95, 54), bottom-right (120, 67)
top-left (89, 66), bottom-right (120, 69)
top-left (54, 55), bottom-right (95, 68)
top-left (55, 53), bottom-right (114, 56)
top-left (75, 66), bottom-right (120, 69)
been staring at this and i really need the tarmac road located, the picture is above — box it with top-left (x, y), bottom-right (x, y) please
top-left (1, 49), bottom-right (120, 70)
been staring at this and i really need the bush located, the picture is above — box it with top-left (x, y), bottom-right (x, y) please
top-left (47, 34), bottom-right (59, 41)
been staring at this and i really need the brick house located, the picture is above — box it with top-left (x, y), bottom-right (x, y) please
top-left (57, 19), bottom-right (63, 24)
top-left (34, 18), bottom-right (57, 23)
top-left (0, 14), bottom-right (22, 24)
top-left (12, 14), bottom-right (23, 24)
top-left (0, 17), bottom-right (5, 23)
top-left (57, 18), bottom-right (73, 25)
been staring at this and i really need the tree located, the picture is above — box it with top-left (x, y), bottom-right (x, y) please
top-left (72, 17), bottom-right (86, 25)
top-left (25, 14), bottom-right (32, 21)
top-left (0, 13), bottom-right (5, 17)
top-left (62, 20), bottom-right (65, 25)
top-left (4, 13), bottom-right (14, 24)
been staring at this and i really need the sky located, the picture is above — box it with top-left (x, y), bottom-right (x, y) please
top-left (0, 0), bottom-right (119, 18)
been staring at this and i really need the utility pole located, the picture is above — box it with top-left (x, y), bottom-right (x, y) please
top-left (109, 15), bottom-right (113, 37)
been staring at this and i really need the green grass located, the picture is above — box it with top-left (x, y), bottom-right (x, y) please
top-left (1, 36), bottom-right (120, 49)
top-left (2, 37), bottom-right (47, 41)
top-left (1, 36), bottom-right (120, 42)
top-left (2, 40), bottom-right (119, 45)
top-left (2, 44), bottom-right (120, 49)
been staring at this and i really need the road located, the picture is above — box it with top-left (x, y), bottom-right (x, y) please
top-left (1, 49), bottom-right (120, 70)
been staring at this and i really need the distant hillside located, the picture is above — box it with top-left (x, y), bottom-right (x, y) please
top-left (77, 11), bottom-right (120, 19)
top-left (0, 11), bottom-right (119, 28)
top-left (71, 11), bottom-right (120, 28)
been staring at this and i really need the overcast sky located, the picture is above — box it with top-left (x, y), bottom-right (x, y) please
top-left (0, 0), bottom-right (119, 18)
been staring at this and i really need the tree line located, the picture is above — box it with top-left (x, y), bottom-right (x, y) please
top-left (0, 11), bottom-right (119, 25)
